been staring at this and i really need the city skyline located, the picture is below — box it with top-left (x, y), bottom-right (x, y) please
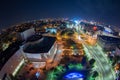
top-left (0, 18), bottom-right (120, 80)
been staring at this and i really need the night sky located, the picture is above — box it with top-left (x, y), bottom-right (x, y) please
top-left (0, 0), bottom-right (120, 29)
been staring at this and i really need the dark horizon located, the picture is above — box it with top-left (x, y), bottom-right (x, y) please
top-left (0, 0), bottom-right (120, 29)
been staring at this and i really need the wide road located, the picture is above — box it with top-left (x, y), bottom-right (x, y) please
top-left (83, 44), bottom-right (116, 80)
top-left (74, 25), bottom-right (116, 80)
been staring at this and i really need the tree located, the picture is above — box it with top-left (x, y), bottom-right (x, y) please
top-left (89, 58), bottom-right (96, 68)
top-left (92, 71), bottom-right (99, 78)
top-left (47, 71), bottom-right (57, 80)
top-left (89, 59), bottom-right (95, 65)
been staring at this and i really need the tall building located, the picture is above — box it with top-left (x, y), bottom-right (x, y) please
top-left (0, 48), bottom-right (24, 79)
top-left (97, 35), bottom-right (120, 51)
top-left (21, 36), bottom-right (57, 68)
top-left (0, 35), bottom-right (57, 79)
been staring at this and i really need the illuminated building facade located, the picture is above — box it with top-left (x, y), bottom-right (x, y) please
top-left (0, 50), bottom-right (24, 79)
top-left (45, 28), bottom-right (57, 34)
top-left (97, 35), bottom-right (120, 51)
top-left (20, 28), bottom-right (35, 40)
top-left (0, 30), bottom-right (57, 79)
top-left (21, 36), bottom-right (57, 68)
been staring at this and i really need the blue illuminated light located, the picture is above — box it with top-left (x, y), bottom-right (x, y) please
top-left (104, 30), bottom-right (111, 33)
top-left (74, 20), bottom-right (79, 24)
top-left (64, 72), bottom-right (84, 79)
top-left (35, 72), bottom-right (40, 78)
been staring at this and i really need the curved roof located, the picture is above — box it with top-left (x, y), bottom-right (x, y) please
top-left (26, 34), bottom-right (42, 42)
top-left (98, 35), bottom-right (120, 43)
top-left (23, 36), bottom-right (56, 53)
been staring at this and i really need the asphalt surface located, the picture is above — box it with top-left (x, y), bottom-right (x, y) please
top-left (84, 44), bottom-right (116, 80)
top-left (75, 26), bottom-right (116, 80)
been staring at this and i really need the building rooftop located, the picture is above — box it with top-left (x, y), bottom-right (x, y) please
top-left (26, 34), bottom-right (42, 42)
top-left (98, 35), bottom-right (120, 43)
top-left (23, 36), bottom-right (56, 53)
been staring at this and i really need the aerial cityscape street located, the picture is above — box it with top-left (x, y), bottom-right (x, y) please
top-left (0, 0), bottom-right (120, 80)
top-left (0, 19), bottom-right (120, 80)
